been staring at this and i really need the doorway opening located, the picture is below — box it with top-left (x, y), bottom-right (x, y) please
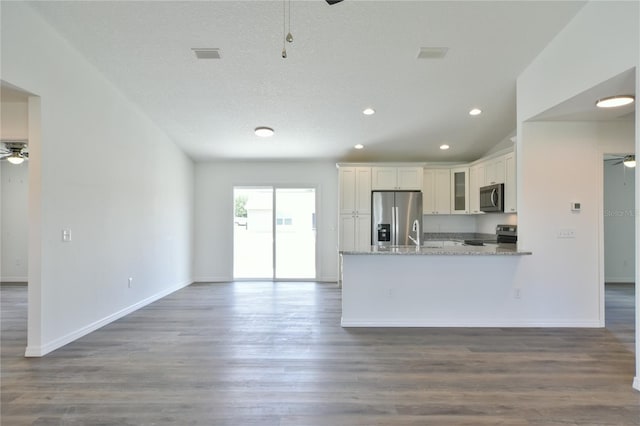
top-left (603, 153), bottom-right (636, 351)
top-left (233, 187), bottom-right (316, 280)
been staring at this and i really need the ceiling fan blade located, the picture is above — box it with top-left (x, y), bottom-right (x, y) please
top-left (0, 153), bottom-right (11, 159)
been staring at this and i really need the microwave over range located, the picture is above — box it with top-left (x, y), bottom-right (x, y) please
top-left (480, 183), bottom-right (504, 213)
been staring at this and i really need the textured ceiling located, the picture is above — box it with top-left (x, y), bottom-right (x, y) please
top-left (28, 1), bottom-right (588, 162)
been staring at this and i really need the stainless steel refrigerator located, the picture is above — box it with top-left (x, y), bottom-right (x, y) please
top-left (371, 191), bottom-right (423, 246)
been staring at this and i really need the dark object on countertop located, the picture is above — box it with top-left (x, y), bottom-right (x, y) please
top-left (463, 239), bottom-right (485, 246)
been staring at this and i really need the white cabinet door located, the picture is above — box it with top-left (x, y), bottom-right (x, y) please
top-left (450, 167), bottom-right (469, 214)
top-left (355, 167), bottom-right (372, 214)
top-left (372, 167), bottom-right (423, 190)
top-left (339, 214), bottom-right (371, 251)
top-left (339, 167), bottom-right (371, 214)
top-left (397, 167), bottom-right (423, 190)
top-left (485, 156), bottom-right (506, 185)
top-left (434, 169), bottom-right (451, 214)
top-left (371, 167), bottom-right (397, 190)
top-left (504, 152), bottom-right (517, 213)
top-left (339, 214), bottom-right (356, 251)
top-left (339, 167), bottom-right (357, 214)
top-left (469, 163), bottom-right (486, 214)
top-left (356, 214), bottom-right (371, 250)
top-left (423, 169), bottom-right (450, 215)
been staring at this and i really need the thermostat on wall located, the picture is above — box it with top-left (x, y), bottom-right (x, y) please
top-left (571, 202), bottom-right (581, 211)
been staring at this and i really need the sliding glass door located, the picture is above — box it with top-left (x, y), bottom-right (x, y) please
top-left (233, 187), bottom-right (316, 280)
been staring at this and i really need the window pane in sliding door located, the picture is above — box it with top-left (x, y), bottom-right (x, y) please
top-left (233, 187), bottom-right (273, 279)
top-left (275, 188), bottom-right (316, 279)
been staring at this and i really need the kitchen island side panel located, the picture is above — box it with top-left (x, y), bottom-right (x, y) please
top-left (341, 254), bottom-right (598, 328)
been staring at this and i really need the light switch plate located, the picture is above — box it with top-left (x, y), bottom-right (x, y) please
top-left (558, 229), bottom-right (576, 239)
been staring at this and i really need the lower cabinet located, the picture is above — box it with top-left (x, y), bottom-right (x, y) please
top-left (340, 214), bottom-right (371, 251)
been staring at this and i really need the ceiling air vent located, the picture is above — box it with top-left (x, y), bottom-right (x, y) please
top-left (192, 48), bottom-right (221, 59)
top-left (417, 47), bottom-right (449, 59)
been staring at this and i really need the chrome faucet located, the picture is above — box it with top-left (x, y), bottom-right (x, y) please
top-left (408, 219), bottom-right (421, 247)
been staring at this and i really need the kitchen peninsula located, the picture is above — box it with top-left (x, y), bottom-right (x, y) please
top-left (340, 243), bottom-right (532, 327)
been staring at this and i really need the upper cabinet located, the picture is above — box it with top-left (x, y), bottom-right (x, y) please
top-left (468, 164), bottom-right (485, 215)
top-left (484, 156), bottom-right (506, 185)
top-left (371, 167), bottom-right (423, 190)
top-left (423, 168), bottom-right (451, 215)
top-left (504, 152), bottom-right (517, 213)
top-left (450, 167), bottom-right (469, 214)
top-left (339, 167), bottom-right (372, 214)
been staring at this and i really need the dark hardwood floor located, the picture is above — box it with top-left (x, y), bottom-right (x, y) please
top-left (1, 282), bottom-right (638, 425)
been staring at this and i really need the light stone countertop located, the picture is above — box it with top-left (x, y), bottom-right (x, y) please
top-left (340, 244), bottom-right (532, 256)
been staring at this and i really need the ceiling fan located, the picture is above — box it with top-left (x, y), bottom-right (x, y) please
top-left (0, 140), bottom-right (29, 165)
top-left (605, 154), bottom-right (636, 168)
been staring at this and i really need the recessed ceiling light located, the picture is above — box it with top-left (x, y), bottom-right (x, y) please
top-left (254, 127), bottom-right (274, 137)
top-left (354, 144), bottom-right (364, 150)
top-left (439, 144), bottom-right (450, 150)
top-left (595, 95), bottom-right (635, 108)
top-left (469, 108), bottom-right (482, 116)
top-left (362, 108), bottom-right (376, 116)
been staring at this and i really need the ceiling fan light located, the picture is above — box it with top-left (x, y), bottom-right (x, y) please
top-left (595, 95), bottom-right (635, 108)
top-left (7, 154), bottom-right (24, 165)
top-left (623, 155), bottom-right (636, 168)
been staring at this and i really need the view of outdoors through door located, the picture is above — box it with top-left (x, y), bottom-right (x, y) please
top-left (233, 187), bottom-right (316, 279)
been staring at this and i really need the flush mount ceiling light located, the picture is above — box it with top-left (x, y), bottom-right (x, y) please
top-left (254, 127), bottom-right (274, 137)
top-left (362, 108), bottom-right (376, 116)
top-left (439, 144), bottom-right (450, 150)
top-left (469, 108), bottom-right (482, 116)
top-left (354, 144), bottom-right (364, 150)
top-left (623, 155), bottom-right (636, 168)
top-left (595, 95), bottom-right (635, 108)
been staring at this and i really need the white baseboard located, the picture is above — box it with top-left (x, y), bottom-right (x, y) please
top-left (192, 276), bottom-right (231, 283)
top-left (24, 279), bottom-right (192, 357)
top-left (634, 377), bottom-right (640, 392)
top-left (1, 276), bottom-right (28, 282)
top-left (340, 318), bottom-right (604, 328)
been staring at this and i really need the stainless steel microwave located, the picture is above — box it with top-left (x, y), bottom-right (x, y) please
top-left (480, 183), bottom-right (504, 213)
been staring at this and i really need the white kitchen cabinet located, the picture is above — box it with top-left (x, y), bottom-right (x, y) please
top-left (423, 168), bottom-right (451, 215)
top-left (339, 214), bottom-right (371, 251)
top-left (450, 167), bottom-right (469, 214)
top-left (484, 155), bottom-right (505, 185)
top-left (338, 166), bottom-right (372, 250)
top-left (468, 163), bottom-right (485, 215)
top-left (504, 152), bottom-right (517, 213)
top-left (371, 167), bottom-right (423, 190)
top-left (339, 167), bottom-right (371, 215)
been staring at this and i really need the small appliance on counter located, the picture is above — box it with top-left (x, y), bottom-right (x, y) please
top-left (496, 224), bottom-right (517, 247)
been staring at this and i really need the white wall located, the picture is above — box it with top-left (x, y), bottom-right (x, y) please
top-left (476, 213), bottom-right (517, 235)
top-left (516, 0), bottom-right (639, 389)
top-left (604, 160), bottom-right (635, 283)
top-left (1, 3), bottom-right (194, 356)
top-left (194, 161), bottom-right (338, 282)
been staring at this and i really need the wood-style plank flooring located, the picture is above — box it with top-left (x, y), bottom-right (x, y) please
top-left (1, 282), bottom-right (638, 425)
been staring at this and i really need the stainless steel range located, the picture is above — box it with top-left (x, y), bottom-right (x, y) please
top-left (496, 224), bottom-right (517, 247)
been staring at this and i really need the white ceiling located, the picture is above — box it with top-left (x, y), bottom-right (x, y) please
top-left (27, 1), bottom-right (594, 162)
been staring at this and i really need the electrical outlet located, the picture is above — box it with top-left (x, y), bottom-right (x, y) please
top-left (128, 277), bottom-right (133, 288)
top-left (557, 229), bottom-right (576, 239)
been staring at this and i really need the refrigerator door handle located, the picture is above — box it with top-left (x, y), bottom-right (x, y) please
top-left (394, 206), bottom-right (399, 246)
